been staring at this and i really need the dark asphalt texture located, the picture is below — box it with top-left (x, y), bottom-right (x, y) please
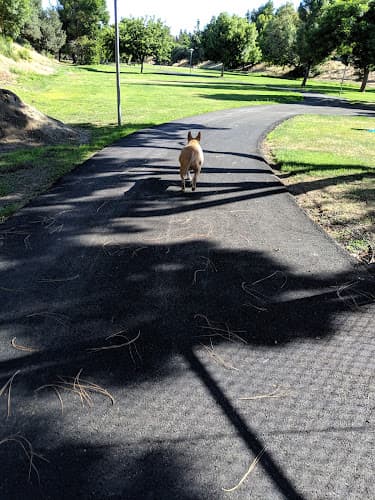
top-left (0, 94), bottom-right (374, 499)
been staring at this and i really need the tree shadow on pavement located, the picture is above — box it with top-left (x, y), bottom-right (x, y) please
top-left (0, 125), bottom-right (374, 499)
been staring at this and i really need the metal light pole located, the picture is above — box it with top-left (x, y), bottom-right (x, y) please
top-left (114, 0), bottom-right (121, 126)
top-left (189, 48), bottom-right (194, 73)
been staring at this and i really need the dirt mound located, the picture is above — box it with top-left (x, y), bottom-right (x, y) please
top-left (0, 89), bottom-right (88, 150)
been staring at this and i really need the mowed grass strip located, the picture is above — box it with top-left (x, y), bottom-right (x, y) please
top-left (266, 114), bottom-right (375, 262)
top-left (0, 63), bottom-right (302, 219)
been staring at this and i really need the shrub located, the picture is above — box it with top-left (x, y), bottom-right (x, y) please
top-left (17, 46), bottom-right (32, 60)
top-left (0, 36), bottom-right (17, 59)
top-left (69, 36), bottom-right (100, 64)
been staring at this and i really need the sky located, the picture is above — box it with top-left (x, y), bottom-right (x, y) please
top-left (107, 1), bottom-right (301, 35)
top-left (43, 1), bottom-right (301, 36)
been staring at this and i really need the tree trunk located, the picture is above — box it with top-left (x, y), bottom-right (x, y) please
top-left (360, 67), bottom-right (370, 92)
top-left (301, 62), bottom-right (311, 87)
top-left (221, 63), bottom-right (224, 77)
top-left (141, 56), bottom-right (144, 74)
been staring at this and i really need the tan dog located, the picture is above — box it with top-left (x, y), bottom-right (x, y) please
top-left (179, 131), bottom-right (204, 192)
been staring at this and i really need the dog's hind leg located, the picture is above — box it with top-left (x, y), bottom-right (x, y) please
top-left (192, 171), bottom-right (198, 191)
top-left (180, 172), bottom-right (186, 192)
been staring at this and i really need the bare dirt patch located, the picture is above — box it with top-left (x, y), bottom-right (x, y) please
top-left (282, 175), bottom-right (374, 264)
top-left (0, 89), bottom-right (90, 218)
top-left (262, 142), bottom-right (375, 265)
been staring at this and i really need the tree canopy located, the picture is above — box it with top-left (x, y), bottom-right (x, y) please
top-left (247, 1), bottom-right (275, 32)
top-left (0, 0), bottom-right (373, 92)
top-left (351, 0), bottom-right (375, 90)
top-left (0, 0), bottom-right (30, 38)
top-left (260, 2), bottom-right (299, 67)
top-left (202, 13), bottom-right (261, 73)
top-left (57, 0), bottom-right (109, 40)
top-left (21, 0), bottom-right (66, 56)
top-left (56, 0), bottom-right (109, 62)
top-left (100, 17), bottom-right (173, 72)
top-left (296, 0), bottom-right (333, 86)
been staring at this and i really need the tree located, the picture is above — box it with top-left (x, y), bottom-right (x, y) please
top-left (38, 8), bottom-right (66, 56)
top-left (296, 0), bottom-right (332, 86)
top-left (107, 17), bottom-right (173, 72)
top-left (171, 28), bottom-right (204, 65)
top-left (148, 18), bottom-right (173, 65)
top-left (99, 24), bottom-right (114, 62)
top-left (57, 0), bottom-right (109, 61)
top-left (247, 0), bottom-right (275, 56)
top-left (21, 1), bottom-right (66, 56)
top-left (351, 0), bottom-right (375, 91)
top-left (260, 2), bottom-right (299, 67)
top-left (20, 0), bottom-right (42, 46)
top-left (57, 0), bottom-right (108, 40)
top-left (171, 31), bottom-right (191, 64)
top-left (0, 0), bottom-right (30, 39)
top-left (176, 30), bottom-right (191, 47)
top-left (189, 29), bottom-right (205, 65)
top-left (202, 13), bottom-right (261, 74)
top-left (69, 35), bottom-right (99, 64)
top-left (318, 0), bottom-right (373, 91)
top-left (319, 0), bottom-right (362, 57)
top-left (247, 1), bottom-right (275, 32)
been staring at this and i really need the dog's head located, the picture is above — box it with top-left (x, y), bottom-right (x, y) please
top-left (187, 131), bottom-right (201, 143)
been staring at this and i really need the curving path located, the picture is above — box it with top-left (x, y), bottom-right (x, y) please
top-left (0, 94), bottom-right (374, 499)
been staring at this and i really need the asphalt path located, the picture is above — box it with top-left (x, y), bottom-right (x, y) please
top-left (0, 94), bottom-right (374, 499)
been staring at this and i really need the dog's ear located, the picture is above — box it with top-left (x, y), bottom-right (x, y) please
top-left (196, 132), bottom-right (201, 142)
top-left (187, 131), bottom-right (192, 142)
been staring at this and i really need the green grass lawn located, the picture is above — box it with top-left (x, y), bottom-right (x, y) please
top-left (12, 63), bottom-right (304, 123)
top-left (1, 62), bottom-right (374, 248)
top-left (1, 63), bottom-right (304, 219)
top-left (266, 114), bottom-right (375, 261)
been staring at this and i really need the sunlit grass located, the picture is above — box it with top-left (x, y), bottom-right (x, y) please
top-left (1, 62), bottom-right (303, 218)
top-left (266, 114), bottom-right (375, 260)
top-left (1, 62), bottom-right (374, 220)
top-left (267, 114), bottom-right (375, 176)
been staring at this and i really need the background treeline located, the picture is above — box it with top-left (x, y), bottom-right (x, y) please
top-left (0, 0), bottom-right (374, 91)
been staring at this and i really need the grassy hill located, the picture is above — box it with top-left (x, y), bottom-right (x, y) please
top-left (0, 39), bottom-right (57, 85)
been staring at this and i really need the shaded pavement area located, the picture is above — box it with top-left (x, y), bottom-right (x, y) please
top-left (0, 95), bottom-right (374, 499)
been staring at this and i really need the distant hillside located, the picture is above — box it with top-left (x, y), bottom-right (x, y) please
top-left (0, 40), bottom-right (57, 85)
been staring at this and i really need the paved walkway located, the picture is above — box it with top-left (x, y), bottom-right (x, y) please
top-left (0, 95), bottom-right (374, 499)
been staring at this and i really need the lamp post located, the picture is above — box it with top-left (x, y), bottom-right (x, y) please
top-left (114, 0), bottom-right (121, 126)
top-left (189, 48), bottom-right (194, 73)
